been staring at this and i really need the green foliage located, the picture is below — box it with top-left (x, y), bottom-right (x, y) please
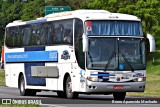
top-left (21, 0), bottom-right (45, 20)
top-left (147, 50), bottom-right (160, 75)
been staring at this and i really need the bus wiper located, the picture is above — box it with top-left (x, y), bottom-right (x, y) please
top-left (120, 53), bottom-right (134, 72)
top-left (104, 50), bottom-right (116, 71)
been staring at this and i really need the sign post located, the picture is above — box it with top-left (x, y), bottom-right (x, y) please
top-left (45, 6), bottom-right (71, 16)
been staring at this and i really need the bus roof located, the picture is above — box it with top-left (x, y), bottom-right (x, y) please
top-left (6, 9), bottom-right (140, 27)
top-left (45, 9), bottom-right (140, 21)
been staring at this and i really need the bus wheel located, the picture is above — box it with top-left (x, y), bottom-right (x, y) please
top-left (19, 75), bottom-right (29, 96)
top-left (19, 75), bottom-right (36, 96)
top-left (65, 76), bottom-right (79, 99)
top-left (57, 91), bottom-right (67, 98)
top-left (113, 92), bottom-right (126, 101)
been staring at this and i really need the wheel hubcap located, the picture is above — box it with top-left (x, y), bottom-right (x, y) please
top-left (67, 82), bottom-right (72, 94)
top-left (20, 79), bottom-right (24, 92)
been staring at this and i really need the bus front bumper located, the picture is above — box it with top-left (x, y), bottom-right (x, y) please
top-left (85, 81), bottom-right (145, 93)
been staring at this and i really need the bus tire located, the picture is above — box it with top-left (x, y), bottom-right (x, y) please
top-left (65, 76), bottom-right (79, 99)
top-left (113, 92), bottom-right (126, 101)
top-left (57, 91), bottom-right (67, 98)
top-left (19, 75), bottom-right (29, 96)
top-left (19, 75), bottom-right (36, 96)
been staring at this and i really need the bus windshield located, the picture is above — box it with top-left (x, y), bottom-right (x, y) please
top-left (85, 20), bottom-right (143, 36)
top-left (87, 38), bottom-right (146, 71)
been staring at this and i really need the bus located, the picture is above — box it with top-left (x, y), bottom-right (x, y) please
top-left (4, 10), bottom-right (155, 100)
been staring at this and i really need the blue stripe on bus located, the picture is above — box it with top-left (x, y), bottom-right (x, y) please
top-left (5, 50), bottom-right (58, 62)
top-left (90, 74), bottom-right (115, 77)
top-left (91, 73), bottom-right (115, 81)
top-left (26, 19), bottom-right (46, 24)
top-left (24, 46), bottom-right (46, 86)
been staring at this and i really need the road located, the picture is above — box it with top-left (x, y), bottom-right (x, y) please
top-left (0, 86), bottom-right (160, 107)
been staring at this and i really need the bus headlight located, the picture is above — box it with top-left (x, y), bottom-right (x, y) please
top-left (87, 77), bottom-right (99, 82)
top-left (133, 77), bottom-right (146, 82)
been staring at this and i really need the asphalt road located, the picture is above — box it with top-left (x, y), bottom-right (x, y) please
top-left (0, 86), bottom-right (160, 107)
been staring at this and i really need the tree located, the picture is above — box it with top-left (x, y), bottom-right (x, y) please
top-left (21, 0), bottom-right (45, 20)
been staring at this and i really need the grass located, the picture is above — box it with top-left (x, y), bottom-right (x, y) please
top-left (146, 51), bottom-right (160, 75)
top-left (0, 69), bottom-right (5, 86)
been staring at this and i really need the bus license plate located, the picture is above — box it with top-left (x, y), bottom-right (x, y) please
top-left (114, 86), bottom-right (123, 90)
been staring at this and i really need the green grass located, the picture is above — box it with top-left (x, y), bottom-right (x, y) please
top-left (0, 70), bottom-right (5, 86)
top-left (146, 50), bottom-right (160, 75)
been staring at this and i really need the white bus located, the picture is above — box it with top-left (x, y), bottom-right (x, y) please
top-left (4, 10), bottom-right (155, 100)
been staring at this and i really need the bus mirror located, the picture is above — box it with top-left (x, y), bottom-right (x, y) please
top-left (147, 34), bottom-right (156, 52)
top-left (82, 34), bottom-right (88, 52)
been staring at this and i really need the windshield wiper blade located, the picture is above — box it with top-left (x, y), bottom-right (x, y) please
top-left (104, 50), bottom-right (116, 71)
top-left (120, 53), bottom-right (134, 72)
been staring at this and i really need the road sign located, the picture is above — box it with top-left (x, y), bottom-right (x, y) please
top-left (45, 6), bottom-right (71, 16)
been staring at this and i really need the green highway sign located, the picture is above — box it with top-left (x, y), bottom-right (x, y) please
top-left (45, 6), bottom-right (71, 16)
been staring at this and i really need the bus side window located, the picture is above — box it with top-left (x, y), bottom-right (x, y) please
top-left (6, 27), bottom-right (19, 47)
top-left (23, 27), bottom-right (31, 46)
top-left (63, 29), bottom-right (71, 43)
top-left (49, 21), bottom-right (56, 44)
top-left (49, 25), bottom-right (54, 44)
top-left (36, 25), bottom-right (41, 45)
top-left (31, 24), bottom-right (41, 45)
top-left (12, 27), bottom-right (19, 47)
top-left (41, 22), bottom-right (50, 45)
top-left (6, 28), bottom-right (13, 47)
top-left (18, 26), bottom-right (23, 47)
top-left (62, 19), bottom-right (73, 45)
top-left (54, 22), bottom-right (62, 43)
top-left (40, 23), bottom-right (46, 45)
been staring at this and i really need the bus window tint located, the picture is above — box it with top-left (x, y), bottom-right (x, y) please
top-left (6, 27), bottom-right (19, 47)
top-left (6, 28), bottom-right (12, 47)
top-left (51, 19), bottom-right (73, 44)
top-left (40, 23), bottom-right (46, 45)
top-left (62, 20), bottom-right (73, 44)
top-left (54, 22), bottom-right (63, 43)
top-left (5, 19), bottom-right (73, 47)
top-left (23, 27), bottom-right (31, 46)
